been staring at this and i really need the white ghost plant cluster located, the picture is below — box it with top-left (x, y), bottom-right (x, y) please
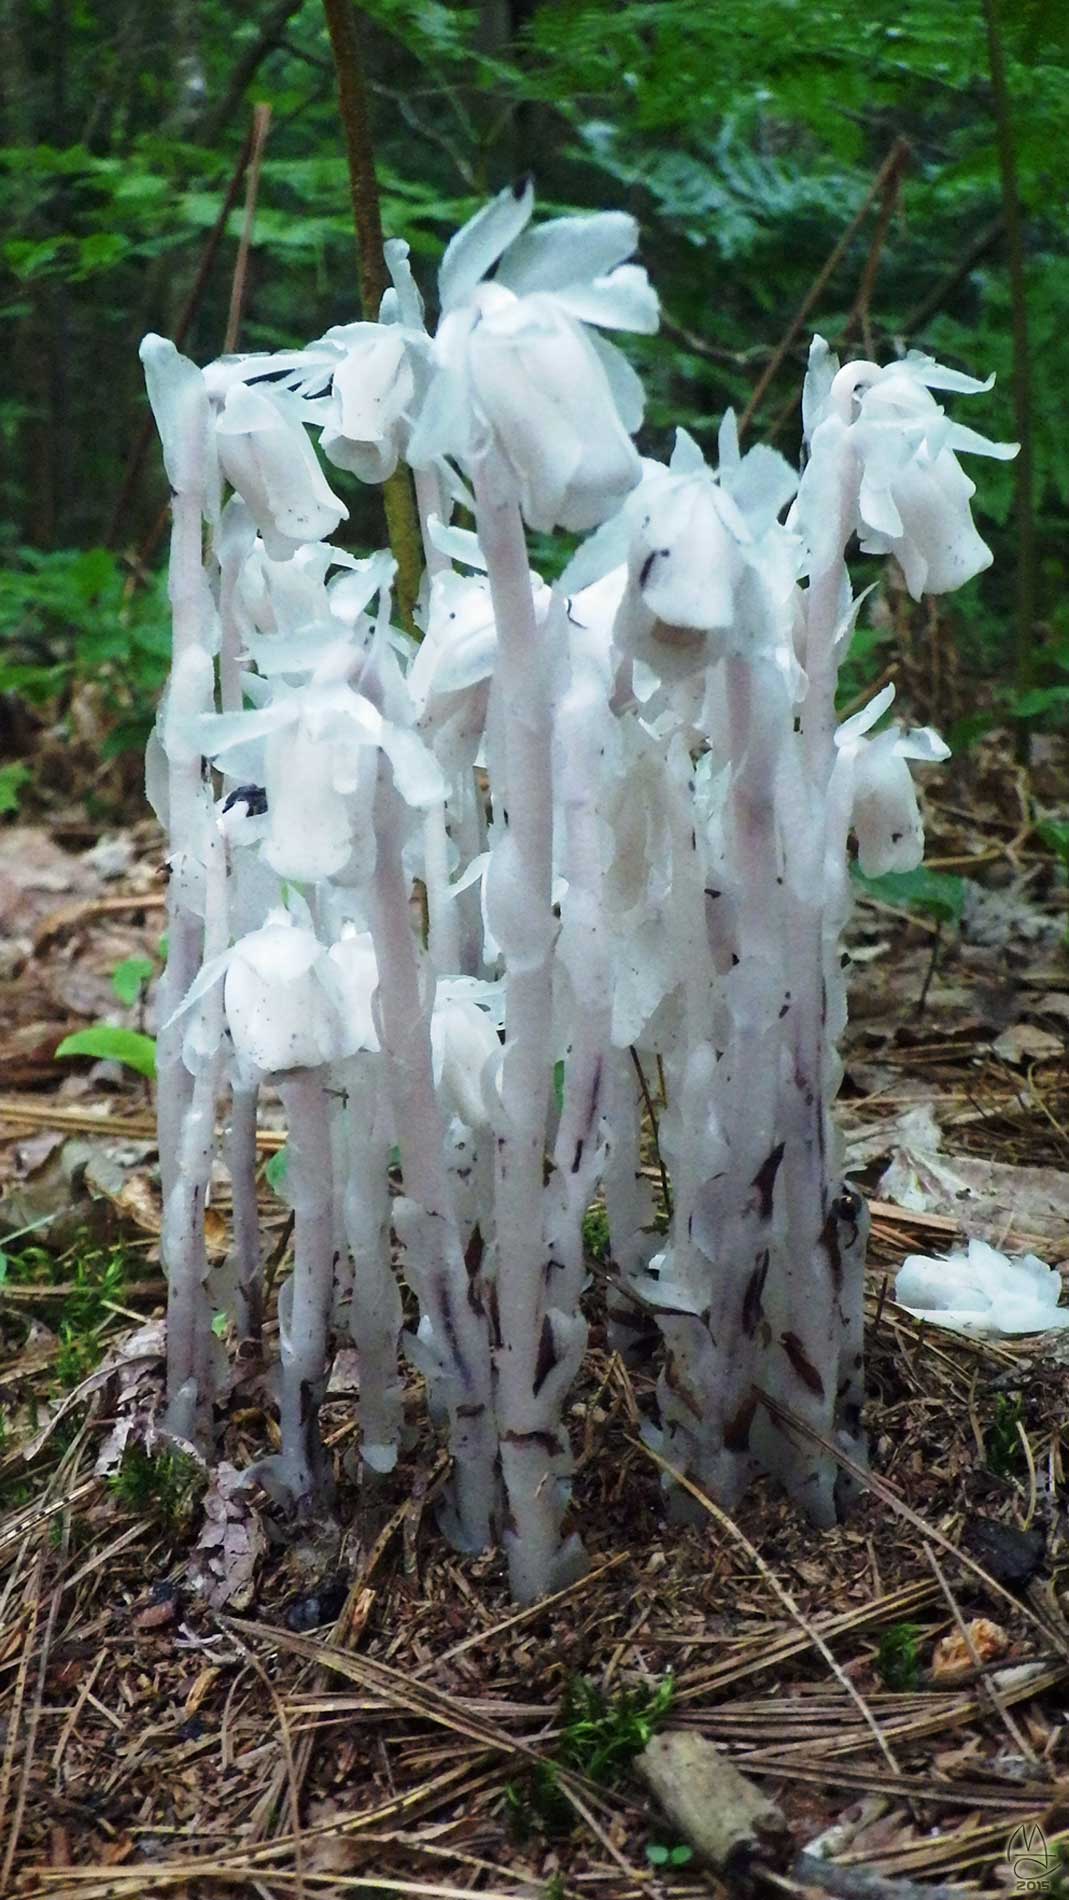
top-left (142, 181), bottom-right (1014, 1598)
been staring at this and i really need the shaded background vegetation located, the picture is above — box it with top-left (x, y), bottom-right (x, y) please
top-left (2, 0), bottom-right (1068, 796)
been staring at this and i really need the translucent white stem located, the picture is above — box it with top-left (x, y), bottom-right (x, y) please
top-left (422, 799), bottom-right (460, 975)
top-left (473, 454), bottom-right (581, 1605)
top-left (226, 1081), bottom-right (262, 1347)
top-left (341, 1052), bottom-right (404, 1475)
top-left (158, 443), bottom-right (219, 1440)
top-left (163, 815), bottom-right (227, 1444)
top-left (369, 760), bottom-right (498, 1551)
top-left (275, 1068), bottom-right (335, 1509)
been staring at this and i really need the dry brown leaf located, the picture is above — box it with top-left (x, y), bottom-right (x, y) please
top-left (931, 1619), bottom-right (1009, 1682)
top-left (992, 1022), bottom-right (1065, 1066)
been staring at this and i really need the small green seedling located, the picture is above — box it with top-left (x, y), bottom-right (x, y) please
top-left (505, 1674), bottom-right (676, 1839)
top-left (852, 864), bottom-right (968, 928)
top-left (877, 1622), bottom-right (923, 1690)
top-left (1037, 820), bottom-right (1069, 947)
top-left (0, 761), bottom-right (30, 816)
top-left (986, 1392), bottom-right (1024, 1478)
top-left (108, 1445), bottom-right (205, 1532)
top-left (646, 1841), bottom-right (694, 1868)
top-left (112, 954), bottom-right (156, 1008)
top-left (582, 1203), bottom-right (610, 1262)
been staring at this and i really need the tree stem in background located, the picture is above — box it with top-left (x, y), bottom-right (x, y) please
top-left (982, 0), bottom-right (1035, 761)
top-left (321, 0), bottom-right (423, 630)
top-left (223, 102), bottom-right (272, 353)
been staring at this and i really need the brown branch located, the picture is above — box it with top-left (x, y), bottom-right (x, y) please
top-left (738, 138), bottom-right (911, 441)
top-left (901, 214), bottom-right (1004, 335)
top-left (321, 0), bottom-right (423, 630)
top-left (982, 0), bottom-right (1036, 758)
top-left (223, 102), bottom-right (272, 354)
top-left (201, 0), bottom-right (304, 143)
top-left (788, 1852), bottom-right (973, 1900)
top-left (842, 145), bottom-right (908, 359)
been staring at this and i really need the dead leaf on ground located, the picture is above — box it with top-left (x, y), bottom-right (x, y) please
top-left (992, 1021), bottom-right (1065, 1066)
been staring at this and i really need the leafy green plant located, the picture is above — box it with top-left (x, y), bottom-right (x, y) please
top-left (986, 1393), bottom-right (1025, 1477)
top-left (506, 1674), bottom-right (675, 1838)
top-left (2, 1236), bottom-right (133, 1392)
top-left (853, 864), bottom-right (969, 927)
top-left (55, 1025), bottom-right (157, 1080)
top-left (0, 761), bottom-right (30, 816)
top-left (582, 1203), bottom-right (611, 1262)
top-left (1037, 820), bottom-right (1069, 946)
top-left (876, 1623), bottom-right (923, 1690)
top-left (108, 1445), bottom-right (205, 1531)
top-left (0, 548), bottom-right (170, 753)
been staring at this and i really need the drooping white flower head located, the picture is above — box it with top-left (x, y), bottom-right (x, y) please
top-left (408, 179), bottom-right (658, 532)
top-left (140, 335), bottom-right (218, 507)
top-left (799, 339), bottom-right (1018, 598)
top-left (896, 1238), bottom-right (1069, 1337)
top-left (191, 645), bottom-right (444, 885)
top-left (834, 682), bottom-right (950, 877)
top-left (223, 911), bottom-right (343, 1074)
top-left (430, 982), bottom-right (503, 1131)
top-left (210, 381), bottom-right (349, 561)
top-left (568, 419), bottom-right (799, 682)
top-left (326, 926), bottom-right (381, 1055)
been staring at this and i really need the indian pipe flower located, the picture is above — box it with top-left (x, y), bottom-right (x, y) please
top-left (408, 178), bottom-right (659, 533)
top-left (799, 340), bottom-right (1018, 598)
top-left (208, 380), bottom-right (348, 562)
top-left (833, 683), bottom-right (950, 877)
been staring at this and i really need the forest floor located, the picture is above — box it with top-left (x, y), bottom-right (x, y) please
top-left (1, 731), bottom-right (1068, 1900)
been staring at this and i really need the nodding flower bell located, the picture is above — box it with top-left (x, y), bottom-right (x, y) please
top-left (802, 343), bottom-right (1018, 598)
top-left (430, 983), bottom-right (503, 1132)
top-left (589, 420), bottom-right (799, 680)
top-left (223, 912), bottom-right (343, 1076)
top-left (409, 179), bottom-right (659, 532)
top-left (210, 381), bottom-right (349, 562)
top-left (834, 683), bottom-right (950, 877)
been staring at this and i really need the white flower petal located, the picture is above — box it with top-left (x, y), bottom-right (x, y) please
top-left (224, 920), bottom-right (340, 1072)
top-left (216, 384), bottom-right (348, 559)
top-left (586, 330), bottom-right (646, 434)
top-left (895, 725), bottom-right (951, 764)
top-left (943, 420), bottom-right (1020, 461)
top-left (551, 263), bottom-right (659, 334)
top-left (496, 208), bottom-right (639, 295)
top-left (439, 178), bottom-right (535, 311)
top-left (140, 335), bottom-right (213, 498)
top-left (378, 722), bottom-right (446, 809)
top-left (835, 681), bottom-right (896, 749)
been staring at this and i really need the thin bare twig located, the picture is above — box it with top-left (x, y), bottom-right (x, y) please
top-left (629, 1435), bottom-right (902, 1777)
top-left (223, 103), bottom-right (273, 354)
top-left (738, 138), bottom-right (910, 438)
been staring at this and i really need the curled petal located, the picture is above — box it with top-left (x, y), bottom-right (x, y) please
top-left (439, 177), bottom-right (534, 312)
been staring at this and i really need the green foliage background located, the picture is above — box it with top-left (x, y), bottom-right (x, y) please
top-left (2, 0), bottom-right (1067, 766)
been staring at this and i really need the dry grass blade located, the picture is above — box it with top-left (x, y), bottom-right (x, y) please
top-left (755, 1387), bottom-right (1068, 1650)
top-left (672, 1578), bottom-right (940, 1700)
top-left (0, 1545), bottom-right (47, 1893)
top-left (630, 1435), bottom-right (902, 1776)
top-left (413, 1550), bottom-right (629, 1678)
top-left (220, 1612), bottom-right (636, 1822)
top-left (23, 1872), bottom-right (529, 1898)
